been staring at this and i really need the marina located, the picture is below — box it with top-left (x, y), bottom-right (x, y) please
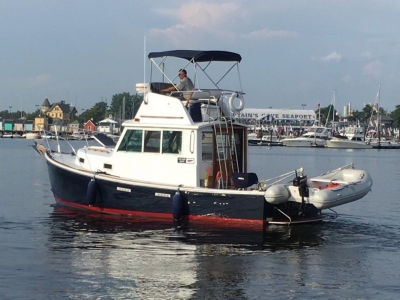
top-left (1, 138), bottom-right (399, 299)
top-left (2, 2), bottom-right (400, 299)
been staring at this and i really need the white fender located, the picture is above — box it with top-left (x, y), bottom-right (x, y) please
top-left (264, 184), bottom-right (290, 204)
top-left (228, 93), bottom-right (244, 112)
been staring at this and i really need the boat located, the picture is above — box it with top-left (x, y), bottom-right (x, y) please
top-left (2, 132), bottom-right (22, 138)
top-left (325, 126), bottom-right (373, 149)
top-left (33, 49), bottom-right (373, 226)
top-left (248, 133), bottom-right (283, 146)
top-left (365, 84), bottom-right (400, 149)
top-left (365, 137), bottom-right (400, 149)
top-left (280, 126), bottom-right (330, 147)
top-left (24, 132), bottom-right (41, 139)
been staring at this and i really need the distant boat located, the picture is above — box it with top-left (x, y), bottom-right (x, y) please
top-left (280, 126), bottom-right (329, 147)
top-left (248, 133), bottom-right (282, 146)
top-left (2, 132), bottom-right (21, 138)
top-left (2, 132), bottom-right (13, 138)
top-left (24, 132), bottom-right (41, 140)
top-left (365, 84), bottom-right (400, 149)
top-left (326, 127), bottom-right (373, 149)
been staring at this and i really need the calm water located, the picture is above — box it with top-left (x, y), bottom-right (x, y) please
top-left (1, 139), bottom-right (400, 299)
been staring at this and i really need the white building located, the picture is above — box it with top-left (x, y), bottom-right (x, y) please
top-left (97, 117), bottom-right (118, 134)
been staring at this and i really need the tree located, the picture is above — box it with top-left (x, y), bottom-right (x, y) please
top-left (390, 105), bottom-right (400, 128)
top-left (349, 110), bottom-right (365, 123)
top-left (25, 109), bottom-right (41, 120)
top-left (80, 101), bottom-right (108, 123)
top-left (109, 92), bottom-right (143, 120)
top-left (319, 105), bottom-right (339, 125)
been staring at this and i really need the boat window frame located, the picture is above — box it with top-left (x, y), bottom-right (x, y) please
top-left (201, 131), bottom-right (213, 161)
top-left (162, 130), bottom-right (182, 154)
top-left (117, 129), bottom-right (143, 152)
top-left (143, 130), bottom-right (161, 153)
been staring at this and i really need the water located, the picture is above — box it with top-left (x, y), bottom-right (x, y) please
top-left (1, 139), bottom-right (400, 299)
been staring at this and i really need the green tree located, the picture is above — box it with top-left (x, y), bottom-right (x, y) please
top-left (109, 92), bottom-right (143, 120)
top-left (318, 105), bottom-right (339, 125)
top-left (80, 101), bottom-right (108, 123)
top-left (25, 109), bottom-right (41, 120)
top-left (390, 105), bottom-right (400, 128)
top-left (350, 110), bottom-right (365, 123)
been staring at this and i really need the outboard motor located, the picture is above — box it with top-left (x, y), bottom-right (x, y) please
top-left (293, 171), bottom-right (309, 197)
top-left (293, 171), bottom-right (309, 215)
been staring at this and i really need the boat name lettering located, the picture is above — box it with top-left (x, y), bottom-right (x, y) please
top-left (155, 192), bottom-right (171, 198)
top-left (117, 187), bottom-right (131, 193)
top-left (177, 157), bottom-right (195, 164)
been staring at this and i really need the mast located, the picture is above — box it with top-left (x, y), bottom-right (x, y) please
top-left (324, 90), bottom-right (336, 128)
top-left (376, 84), bottom-right (381, 147)
top-left (332, 90), bottom-right (336, 131)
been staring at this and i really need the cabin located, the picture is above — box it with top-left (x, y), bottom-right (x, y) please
top-left (34, 116), bottom-right (48, 131)
top-left (83, 120), bottom-right (96, 132)
top-left (49, 119), bottom-right (69, 133)
top-left (3, 119), bottom-right (14, 131)
top-left (68, 120), bottom-right (80, 133)
top-left (14, 119), bottom-right (25, 131)
top-left (97, 117), bottom-right (118, 134)
top-left (24, 120), bottom-right (34, 131)
top-left (107, 92), bottom-right (248, 188)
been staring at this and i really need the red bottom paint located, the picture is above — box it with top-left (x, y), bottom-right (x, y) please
top-left (54, 197), bottom-right (266, 230)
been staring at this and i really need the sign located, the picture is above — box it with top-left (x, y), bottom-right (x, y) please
top-left (178, 157), bottom-right (195, 164)
top-left (233, 108), bottom-right (316, 121)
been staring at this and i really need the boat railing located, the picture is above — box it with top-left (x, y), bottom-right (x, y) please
top-left (39, 129), bottom-right (77, 156)
top-left (258, 167), bottom-right (305, 190)
top-left (168, 89), bottom-right (238, 123)
top-left (317, 163), bottom-right (354, 176)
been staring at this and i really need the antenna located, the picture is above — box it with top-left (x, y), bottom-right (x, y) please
top-left (143, 36), bottom-right (148, 104)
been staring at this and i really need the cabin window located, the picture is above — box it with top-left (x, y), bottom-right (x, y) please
top-left (162, 131), bottom-right (182, 154)
top-left (143, 130), bottom-right (161, 153)
top-left (117, 129), bottom-right (143, 152)
top-left (216, 133), bottom-right (228, 159)
top-left (202, 131), bottom-right (213, 161)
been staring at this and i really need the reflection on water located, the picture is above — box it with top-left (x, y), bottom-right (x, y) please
top-left (47, 206), bottom-right (326, 253)
top-left (3, 141), bottom-right (400, 299)
top-left (43, 206), bottom-right (327, 299)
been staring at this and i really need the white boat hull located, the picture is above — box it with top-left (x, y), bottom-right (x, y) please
top-left (265, 168), bottom-right (373, 210)
top-left (25, 133), bottom-right (41, 140)
top-left (325, 139), bottom-right (373, 149)
top-left (281, 137), bottom-right (326, 147)
top-left (306, 169), bottom-right (373, 209)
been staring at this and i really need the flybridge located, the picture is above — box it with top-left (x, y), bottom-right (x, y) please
top-left (148, 50), bottom-right (242, 62)
top-left (147, 50), bottom-right (244, 92)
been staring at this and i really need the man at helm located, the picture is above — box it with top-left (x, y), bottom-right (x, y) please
top-left (161, 69), bottom-right (194, 107)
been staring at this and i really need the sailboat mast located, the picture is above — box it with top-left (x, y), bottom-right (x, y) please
top-left (332, 90), bottom-right (336, 129)
top-left (377, 84), bottom-right (381, 147)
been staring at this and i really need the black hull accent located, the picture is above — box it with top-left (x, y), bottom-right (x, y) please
top-left (248, 140), bottom-right (283, 147)
top-left (47, 159), bottom-right (268, 224)
top-left (372, 144), bottom-right (400, 149)
top-left (46, 156), bottom-right (322, 226)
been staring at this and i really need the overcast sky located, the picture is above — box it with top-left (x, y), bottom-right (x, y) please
top-left (1, 0), bottom-right (399, 114)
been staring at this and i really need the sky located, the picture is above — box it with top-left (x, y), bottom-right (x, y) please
top-left (1, 0), bottom-right (400, 115)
